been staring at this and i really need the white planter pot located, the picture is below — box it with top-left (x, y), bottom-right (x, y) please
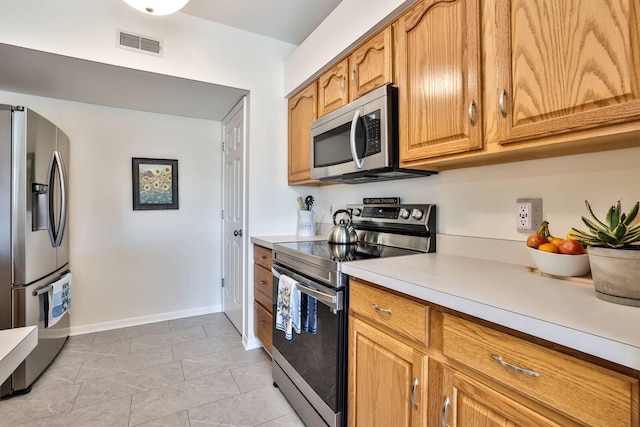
top-left (588, 246), bottom-right (640, 307)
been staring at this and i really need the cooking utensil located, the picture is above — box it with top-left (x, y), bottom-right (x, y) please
top-left (327, 209), bottom-right (358, 244)
top-left (297, 196), bottom-right (305, 210)
top-left (305, 195), bottom-right (314, 211)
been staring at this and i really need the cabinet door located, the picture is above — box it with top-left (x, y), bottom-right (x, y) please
top-left (288, 82), bottom-right (317, 184)
top-left (348, 316), bottom-right (427, 427)
top-left (318, 59), bottom-right (349, 117)
top-left (497, 0), bottom-right (640, 144)
top-left (438, 364), bottom-right (567, 427)
top-left (397, 0), bottom-right (482, 163)
top-left (350, 27), bottom-right (393, 100)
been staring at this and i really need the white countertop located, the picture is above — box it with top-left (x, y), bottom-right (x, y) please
top-left (342, 253), bottom-right (640, 370)
top-left (251, 234), bottom-right (327, 249)
top-left (0, 326), bottom-right (38, 384)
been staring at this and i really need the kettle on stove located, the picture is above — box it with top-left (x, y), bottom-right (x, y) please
top-left (327, 209), bottom-right (358, 245)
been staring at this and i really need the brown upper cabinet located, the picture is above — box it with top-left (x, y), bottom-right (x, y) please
top-left (288, 0), bottom-right (640, 183)
top-left (318, 27), bottom-right (394, 117)
top-left (349, 27), bottom-right (394, 101)
top-left (288, 82), bottom-right (317, 185)
top-left (318, 59), bottom-right (350, 117)
top-left (396, 0), bottom-right (483, 163)
top-left (496, 0), bottom-right (640, 144)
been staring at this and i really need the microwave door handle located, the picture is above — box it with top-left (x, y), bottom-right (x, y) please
top-left (349, 109), bottom-right (364, 169)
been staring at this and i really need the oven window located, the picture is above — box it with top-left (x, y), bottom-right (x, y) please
top-left (272, 277), bottom-right (346, 413)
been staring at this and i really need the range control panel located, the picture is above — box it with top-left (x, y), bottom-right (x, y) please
top-left (347, 204), bottom-right (436, 227)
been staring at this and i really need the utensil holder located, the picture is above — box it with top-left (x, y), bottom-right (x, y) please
top-left (297, 210), bottom-right (315, 236)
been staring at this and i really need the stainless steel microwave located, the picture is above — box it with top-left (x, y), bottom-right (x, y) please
top-left (310, 85), bottom-right (436, 184)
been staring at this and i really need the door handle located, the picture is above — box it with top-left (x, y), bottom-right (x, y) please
top-left (47, 150), bottom-right (67, 247)
top-left (233, 229), bottom-right (243, 237)
top-left (442, 396), bottom-right (450, 427)
top-left (410, 378), bottom-right (419, 409)
top-left (499, 89), bottom-right (508, 118)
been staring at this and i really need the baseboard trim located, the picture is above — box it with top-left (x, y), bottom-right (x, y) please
top-left (244, 336), bottom-right (264, 351)
top-left (69, 305), bottom-right (222, 336)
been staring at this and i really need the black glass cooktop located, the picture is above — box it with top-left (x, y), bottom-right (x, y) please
top-left (275, 240), bottom-right (420, 263)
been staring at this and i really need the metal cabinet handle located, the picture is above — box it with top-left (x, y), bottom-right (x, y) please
top-left (411, 378), bottom-right (419, 409)
top-left (352, 69), bottom-right (357, 87)
top-left (371, 304), bottom-right (392, 314)
top-left (491, 354), bottom-right (540, 377)
top-left (259, 280), bottom-right (268, 286)
top-left (341, 76), bottom-right (345, 93)
top-left (233, 229), bottom-right (243, 237)
top-left (499, 89), bottom-right (507, 118)
top-left (468, 100), bottom-right (476, 126)
top-left (441, 396), bottom-right (450, 427)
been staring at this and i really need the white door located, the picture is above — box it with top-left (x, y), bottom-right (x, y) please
top-left (222, 97), bottom-right (246, 333)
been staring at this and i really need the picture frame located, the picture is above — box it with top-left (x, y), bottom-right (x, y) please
top-left (132, 157), bottom-right (179, 210)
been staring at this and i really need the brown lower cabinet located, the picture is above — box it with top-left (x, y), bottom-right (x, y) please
top-left (348, 278), bottom-right (640, 427)
top-left (253, 245), bottom-right (273, 354)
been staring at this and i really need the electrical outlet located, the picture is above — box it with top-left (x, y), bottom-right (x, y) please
top-left (516, 198), bottom-right (543, 233)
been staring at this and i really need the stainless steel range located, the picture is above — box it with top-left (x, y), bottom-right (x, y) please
top-left (271, 203), bottom-right (436, 427)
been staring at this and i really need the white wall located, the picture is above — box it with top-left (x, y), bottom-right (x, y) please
top-left (0, 90), bottom-right (222, 331)
top-left (284, 0), bottom-right (413, 94)
top-left (310, 147), bottom-right (640, 241)
top-left (287, 0), bottom-right (640, 250)
top-left (1, 0), bottom-right (307, 340)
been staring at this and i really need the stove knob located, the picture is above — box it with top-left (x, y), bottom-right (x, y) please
top-left (399, 208), bottom-right (411, 219)
top-left (352, 208), bottom-right (362, 217)
top-left (412, 209), bottom-right (424, 220)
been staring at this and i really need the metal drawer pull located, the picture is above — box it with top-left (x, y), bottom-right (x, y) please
top-left (499, 89), bottom-right (507, 118)
top-left (491, 354), bottom-right (540, 377)
top-left (410, 378), bottom-right (419, 409)
top-left (352, 69), bottom-right (357, 87)
top-left (468, 100), bottom-right (476, 126)
top-left (441, 396), bottom-right (450, 427)
top-left (259, 280), bottom-right (268, 285)
top-left (371, 304), bottom-right (392, 314)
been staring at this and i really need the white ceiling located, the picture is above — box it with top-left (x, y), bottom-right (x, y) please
top-left (180, 0), bottom-right (342, 45)
top-left (0, 1), bottom-right (342, 120)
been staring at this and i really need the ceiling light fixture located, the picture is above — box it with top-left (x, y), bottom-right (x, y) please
top-left (122, 0), bottom-right (190, 16)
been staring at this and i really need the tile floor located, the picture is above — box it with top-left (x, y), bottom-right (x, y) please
top-left (0, 313), bottom-right (304, 426)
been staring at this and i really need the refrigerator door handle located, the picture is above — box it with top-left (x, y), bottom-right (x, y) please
top-left (47, 150), bottom-right (67, 247)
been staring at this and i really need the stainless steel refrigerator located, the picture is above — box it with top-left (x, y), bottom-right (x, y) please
top-left (1, 105), bottom-right (71, 397)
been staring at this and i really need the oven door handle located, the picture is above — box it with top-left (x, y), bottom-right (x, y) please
top-left (272, 266), bottom-right (343, 311)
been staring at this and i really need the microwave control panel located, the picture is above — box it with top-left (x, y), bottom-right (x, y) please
top-left (363, 111), bottom-right (381, 157)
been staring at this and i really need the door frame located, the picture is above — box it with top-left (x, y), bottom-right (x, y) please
top-left (221, 96), bottom-right (248, 338)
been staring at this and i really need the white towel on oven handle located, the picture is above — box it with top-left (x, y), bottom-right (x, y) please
top-left (275, 274), bottom-right (301, 340)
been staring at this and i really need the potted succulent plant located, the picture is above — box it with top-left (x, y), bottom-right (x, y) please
top-left (571, 200), bottom-right (640, 307)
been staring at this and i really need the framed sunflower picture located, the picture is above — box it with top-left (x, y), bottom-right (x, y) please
top-left (132, 158), bottom-right (179, 210)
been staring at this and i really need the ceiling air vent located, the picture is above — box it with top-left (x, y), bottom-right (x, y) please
top-left (117, 30), bottom-right (162, 56)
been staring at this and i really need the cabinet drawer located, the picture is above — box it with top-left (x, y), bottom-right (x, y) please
top-left (442, 313), bottom-right (638, 427)
top-left (254, 302), bottom-right (272, 354)
top-left (254, 245), bottom-right (272, 271)
top-left (349, 279), bottom-right (429, 347)
top-left (254, 264), bottom-right (273, 314)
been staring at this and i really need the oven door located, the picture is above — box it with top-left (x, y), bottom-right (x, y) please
top-left (271, 264), bottom-right (346, 427)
